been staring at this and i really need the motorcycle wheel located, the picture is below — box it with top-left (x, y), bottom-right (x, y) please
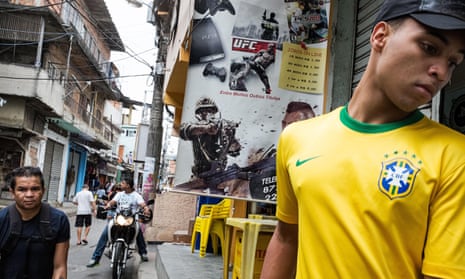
top-left (112, 242), bottom-right (126, 279)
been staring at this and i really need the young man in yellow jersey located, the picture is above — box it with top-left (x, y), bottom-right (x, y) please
top-left (262, 0), bottom-right (465, 278)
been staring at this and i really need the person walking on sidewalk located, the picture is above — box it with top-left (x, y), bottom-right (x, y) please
top-left (72, 184), bottom-right (96, 245)
top-left (0, 166), bottom-right (70, 279)
top-left (261, 0), bottom-right (465, 278)
top-left (86, 178), bottom-right (150, 267)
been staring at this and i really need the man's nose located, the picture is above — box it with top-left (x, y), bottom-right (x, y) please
top-left (428, 60), bottom-right (452, 85)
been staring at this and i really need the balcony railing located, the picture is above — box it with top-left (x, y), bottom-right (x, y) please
top-left (60, 2), bottom-right (121, 93)
top-left (64, 94), bottom-right (113, 142)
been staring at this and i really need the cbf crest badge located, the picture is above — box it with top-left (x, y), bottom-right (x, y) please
top-left (378, 157), bottom-right (420, 199)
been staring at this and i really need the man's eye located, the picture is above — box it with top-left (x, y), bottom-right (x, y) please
top-left (17, 187), bottom-right (41, 192)
top-left (420, 42), bottom-right (438, 55)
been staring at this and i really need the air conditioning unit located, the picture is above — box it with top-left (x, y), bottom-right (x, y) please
top-left (155, 0), bottom-right (170, 15)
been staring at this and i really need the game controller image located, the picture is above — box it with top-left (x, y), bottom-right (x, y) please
top-left (203, 63), bottom-right (227, 82)
top-left (195, 0), bottom-right (235, 16)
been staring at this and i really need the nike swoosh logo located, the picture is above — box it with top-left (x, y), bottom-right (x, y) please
top-left (296, 156), bottom-right (320, 167)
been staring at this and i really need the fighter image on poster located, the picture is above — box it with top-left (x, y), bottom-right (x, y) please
top-left (229, 43), bottom-right (276, 94)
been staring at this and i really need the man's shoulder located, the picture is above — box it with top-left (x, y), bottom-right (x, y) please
top-left (48, 206), bottom-right (70, 234)
top-left (48, 205), bottom-right (68, 219)
top-left (126, 191), bottom-right (143, 202)
top-left (0, 208), bottom-right (8, 240)
top-left (0, 204), bottom-right (16, 220)
top-left (76, 190), bottom-right (93, 198)
top-left (130, 191), bottom-right (143, 197)
top-left (420, 117), bottom-right (465, 146)
top-left (0, 206), bottom-right (9, 220)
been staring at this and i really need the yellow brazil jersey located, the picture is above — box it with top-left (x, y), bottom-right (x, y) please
top-left (276, 106), bottom-right (465, 279)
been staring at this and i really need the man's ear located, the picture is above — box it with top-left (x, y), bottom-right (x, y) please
top-left (371, 22), bottom-right (390, 51)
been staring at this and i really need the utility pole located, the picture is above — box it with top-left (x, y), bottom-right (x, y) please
top-left (145, 1), bottom-right (171, 196)
top-left (140, 0), bottom-right (172, 241)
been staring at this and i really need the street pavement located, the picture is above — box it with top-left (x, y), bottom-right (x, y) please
top-left (67, 216), bottom-right (141, 279)
top-left (61, 202), bottom-right (226, 279)
top-left (155, 243), bottom-right (224, 279)
top-left (62, 202), bottom-right (158, 279)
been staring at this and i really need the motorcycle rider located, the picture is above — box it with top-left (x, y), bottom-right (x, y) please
top-left (86, 178), bottom-right (150, 267)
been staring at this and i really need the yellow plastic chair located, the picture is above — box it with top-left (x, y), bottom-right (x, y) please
top-left (248, 214), bottom-right (278, 220)
top-left (209, 219), bottom-right (226, 257)
top-left (191, 198), bottom-right (232, 258)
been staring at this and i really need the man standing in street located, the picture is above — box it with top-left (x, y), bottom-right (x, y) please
top-left (261, 0), bottom-right (465, 278)
top-left (73, 184), bottom-right (96, 245)
top-left (0, 166), bottom-right (70, 279)
top-left (65, 165), bottom-right (75, 200)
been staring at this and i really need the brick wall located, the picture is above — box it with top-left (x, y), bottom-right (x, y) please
top-left (145, 191), bottom-right (197, 242)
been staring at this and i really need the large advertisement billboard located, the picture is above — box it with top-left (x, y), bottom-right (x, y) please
top-left (172, 0), bottom-right (331, 202)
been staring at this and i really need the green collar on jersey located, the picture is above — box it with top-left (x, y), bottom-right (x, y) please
top-left (340, 105), bottom-right (424, 133)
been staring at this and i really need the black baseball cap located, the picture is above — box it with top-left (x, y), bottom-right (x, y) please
top-left (375, 0), bottom-right (465, 30)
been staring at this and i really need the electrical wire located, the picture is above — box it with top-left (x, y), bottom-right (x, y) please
top-left (0, 0), bottom-right (158, 95)
top-left (0, 0), bottom-right (71, 13)
top-left (1, 0), bottom-right (156, 73)
top-left (0, 33), bottom-right (69, 46)
top-left (0, 73), bottom-right (151, 82)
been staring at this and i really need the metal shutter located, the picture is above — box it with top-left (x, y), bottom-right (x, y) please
top-left (352, 0), bottom-right (383, 89)
top-left (49, 143), bottom-right (64, 201)
top-left (43, 140), bottom-right (64, 201)
top-left (43, 141), bottom-right (53, 200)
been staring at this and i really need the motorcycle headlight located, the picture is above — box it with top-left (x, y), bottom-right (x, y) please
top-left (116, 215), bottom-right (134, 226)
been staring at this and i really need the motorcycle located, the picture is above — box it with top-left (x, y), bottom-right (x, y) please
top-left (106, 204), bottom-right (152, 279)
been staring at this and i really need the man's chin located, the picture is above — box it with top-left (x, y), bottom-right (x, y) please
top-left (21, 202), bottom-right (40, 209)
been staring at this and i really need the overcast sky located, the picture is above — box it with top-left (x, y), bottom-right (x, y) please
top-left (104, 0), bottom-right (157, 124)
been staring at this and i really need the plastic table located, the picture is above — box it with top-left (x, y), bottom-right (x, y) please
top-left (223, 217), bottom-right (278, 279)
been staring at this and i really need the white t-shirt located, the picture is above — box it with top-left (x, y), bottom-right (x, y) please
top-left (113, 191), bottom-right (144, 214)
top-left (73, 189), bottom-right (94, 215)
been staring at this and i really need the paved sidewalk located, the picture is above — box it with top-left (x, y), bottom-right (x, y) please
top-left (154, 243), bottom-right (224, 279)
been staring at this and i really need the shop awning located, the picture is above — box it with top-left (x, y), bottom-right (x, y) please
top-left (73, 142), bottom-right (99, 154)
top-left (47, 117), bottom-right (81, 134)
top-left (99, 162), bottom-right (117, 177)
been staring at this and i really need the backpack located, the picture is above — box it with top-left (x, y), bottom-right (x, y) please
top-left (0, 203), bottom-right (55, 259)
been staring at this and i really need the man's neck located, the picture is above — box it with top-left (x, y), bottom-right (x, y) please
top-left (17, 204), bottom-right (41, 221)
